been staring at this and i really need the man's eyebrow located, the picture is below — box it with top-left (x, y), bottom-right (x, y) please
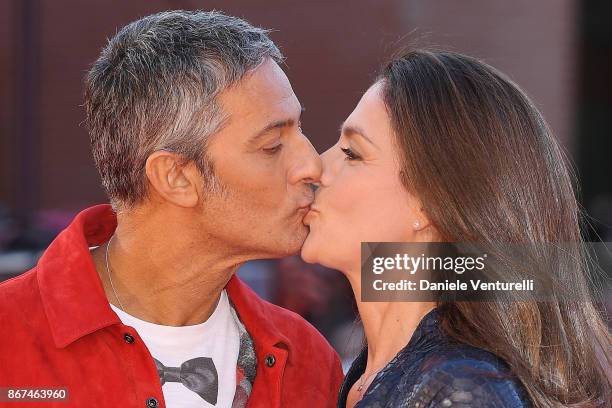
top-left (340, 122), bottom-right (376, 147)
top-left (249, 105), bottom-right (305, 144)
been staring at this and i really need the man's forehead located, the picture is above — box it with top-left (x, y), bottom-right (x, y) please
top-left (219, 59), bottom-right (298, 118)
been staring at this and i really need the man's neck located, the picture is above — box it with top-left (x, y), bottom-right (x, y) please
top-left (90, 211), bottom-right (246, 327)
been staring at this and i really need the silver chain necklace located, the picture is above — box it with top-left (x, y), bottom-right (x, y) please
top-left (105, 234), bottom-right (126, 311)
top-left (356, 368), bottom-right (381, 397)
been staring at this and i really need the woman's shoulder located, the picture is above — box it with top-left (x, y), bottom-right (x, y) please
top-left (394, 343), bottom-right (531, 407)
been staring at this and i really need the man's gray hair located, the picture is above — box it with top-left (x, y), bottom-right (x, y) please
top-left (84, 10), bottom-right (283, 211)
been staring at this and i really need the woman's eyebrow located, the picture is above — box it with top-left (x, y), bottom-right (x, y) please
top-left (340, 122), bottom-right (377, 148)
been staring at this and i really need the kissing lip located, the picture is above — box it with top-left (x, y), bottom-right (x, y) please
top-left (307, 205), bottom-right (320, 214)
top-left (297, 203), bottom-right (312, 213)
top-left (297, 198), bottom-right (314, 212)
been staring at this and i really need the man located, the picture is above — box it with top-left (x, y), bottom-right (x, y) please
top-left (0, 10), bottom-right (342, 407)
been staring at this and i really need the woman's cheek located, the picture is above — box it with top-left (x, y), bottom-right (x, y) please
top-left (332, 168), bottom-right (363, 209)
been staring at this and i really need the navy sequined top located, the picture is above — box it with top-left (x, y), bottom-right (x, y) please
top-left (338, 309), bottom-right (531, 407)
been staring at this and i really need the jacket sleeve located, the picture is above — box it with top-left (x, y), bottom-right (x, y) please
top-left (399, 359), bottom-right (530, 408)
top-left (327, 350), bottom-right (344, 407)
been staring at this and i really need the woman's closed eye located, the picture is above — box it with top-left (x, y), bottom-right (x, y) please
top-left (341, 147), bottom-right (362, 161)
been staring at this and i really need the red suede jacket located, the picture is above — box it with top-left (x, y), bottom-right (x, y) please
top-left (0, 205), bottom-right (343, 407)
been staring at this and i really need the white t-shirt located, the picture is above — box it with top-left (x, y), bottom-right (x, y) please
top-left (109, 290), bottom-right (240, 408)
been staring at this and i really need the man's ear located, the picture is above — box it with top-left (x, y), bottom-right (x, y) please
top-left (145, 151), bottom-right (200, 208)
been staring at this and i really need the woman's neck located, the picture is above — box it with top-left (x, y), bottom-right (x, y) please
top-left (346, 272), bottom-right (436, 374)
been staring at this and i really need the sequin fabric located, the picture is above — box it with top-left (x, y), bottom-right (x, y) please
top-left (338, 309), bottom-right (531, 407)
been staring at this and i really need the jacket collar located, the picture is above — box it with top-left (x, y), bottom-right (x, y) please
top-left (226, 273), bottom-right (291, 353)
top-left (37, 204), bottom-right (290, 354)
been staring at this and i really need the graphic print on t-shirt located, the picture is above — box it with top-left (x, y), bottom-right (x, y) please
top-left (109, 290), bottom-right (240, 407)
top-left (154, 356), bottom-right (219, 404)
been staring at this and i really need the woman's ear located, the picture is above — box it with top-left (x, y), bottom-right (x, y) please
top-left (144, 151), bottom-right (200, 208)
top-left (410, 196), bottom-right (431, 231)
top-left (410, 198), bottom-right (441, 241)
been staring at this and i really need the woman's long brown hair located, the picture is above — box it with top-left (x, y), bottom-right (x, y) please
top-left (379, 49), bottom-right (611, 407)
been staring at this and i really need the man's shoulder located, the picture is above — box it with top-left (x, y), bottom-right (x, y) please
top-left (0, 268), bottom-right (40, 308)
top-left (0, 268), bottom-right (50, 347)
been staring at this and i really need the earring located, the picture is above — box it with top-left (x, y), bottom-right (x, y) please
top-left (413, 220), bottom-right (421, 230)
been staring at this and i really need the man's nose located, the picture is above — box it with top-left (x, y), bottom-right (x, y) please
top-left (320, 145), bottom-right (334, 165)
top-left (318, 145), bottom-right (337, 187)
top-left (287, 135), bottom-right (322, 185)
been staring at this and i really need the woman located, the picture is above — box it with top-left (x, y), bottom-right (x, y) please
top-left (302, 49), bottom-right (611, 407)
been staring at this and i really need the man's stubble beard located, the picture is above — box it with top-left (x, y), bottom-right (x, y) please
top-left (196, 155), bottom-right (308, 257)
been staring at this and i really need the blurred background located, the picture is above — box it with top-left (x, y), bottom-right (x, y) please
top-left (1, 0), bottom-right (611, 370)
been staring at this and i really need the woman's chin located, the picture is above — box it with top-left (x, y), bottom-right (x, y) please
top-left (300, 231), bottom-right (346, 273)
top-left (301, 230), bottom-right (335, 268)
top-left (300, 232), bottom-right (319, 264)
